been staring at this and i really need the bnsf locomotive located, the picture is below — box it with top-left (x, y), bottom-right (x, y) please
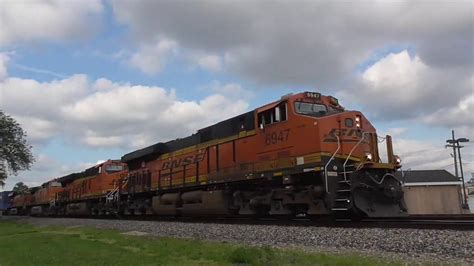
top-left (8, 92), bottom-right (407, 219)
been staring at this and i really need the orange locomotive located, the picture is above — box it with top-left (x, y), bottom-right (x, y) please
top-left (54, 160), bottom-right (127, 216)
top-left (10, 192), bottom-right (35, 215)
top-left (8, 160), bottom-right (128, 216)
top-left (29, 181), bottom-right (62, 215)
top-left (120, 92), bottom-right (407, 218)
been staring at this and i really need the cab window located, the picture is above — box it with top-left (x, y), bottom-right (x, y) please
top-left (105, 164), bottom-right (124, 173)
top-left (327, 105), bottom-right (343, 114)
top-left (294, 102), bottom-right (327, 117)
top-left (258, 103), bottom-right (287, 128)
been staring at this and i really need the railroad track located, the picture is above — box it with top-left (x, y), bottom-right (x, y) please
top-left (5, 214), bottom-right (473, 230)
top-left (49, 214), bottom-right (474, 230)
top-left (356, 217), bottom-right (474, 230)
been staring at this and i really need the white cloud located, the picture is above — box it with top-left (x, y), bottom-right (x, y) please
top-left (0, 152), bottom-right (98, 190)
top-left (0, 57), bottom-right (251, 149)
top-left (111, 1), bottom-right (473, 135)
top-left (0, 53), bottom-right (9, 80)
top-left (0, 54), bottom-right (251, 189)
top-left (344, 50), bottom-right (473, 124)
top-left (63, 84), bottom-right (172, 123)
top-left (206, 81), bottom-right (255, 101)
top-left (111, 1), bottom-right (473, 86)
top-left (13, 116), bottom-right (58, 143)
top-left (2, 153), bottom-right (55, 189)
top-left (377, 131), bottom-right (474, 178)
top-left (82, 132), bottom-right (124, 147)
top-left (193, 53), bottom-right (222, 72)
top-left (93, 78), bottom-right (114, 90)
top-left (393, 138), bottom-right (450, 170)
top-left (423, 93), bottom-right (474, 138)
top-left (386, 127), bottom-right (407, 137)
top-left (362, 51), bottom-right (428, 102)
top-left (0, 74), bottom-right (89, 118)
top-left (129, 39), bottom-right (178, 74)
top-left (198, 54), bottom-right (222, 72)
top-left (0, 0), bottom-right (103, 47)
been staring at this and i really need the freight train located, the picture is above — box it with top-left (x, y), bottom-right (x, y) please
top-left (7, 92), bottom-right (407, 219)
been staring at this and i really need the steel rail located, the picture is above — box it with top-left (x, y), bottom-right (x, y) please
top-left (6, 214), bottom-right (473, 231)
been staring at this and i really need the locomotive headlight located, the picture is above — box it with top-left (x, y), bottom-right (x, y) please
top-left (394, 155), bottom-right (401, 164)
top-left (365, 153), bottom-right (373, 161)
top-left (355, 115), bottom-right (361, 128)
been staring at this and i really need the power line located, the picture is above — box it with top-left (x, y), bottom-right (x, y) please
top-left (400, 147), bottom-right (446, 156)
top-left (439, 163), bottom-right (455, 169)
top-left (398, 141), bottom-right (473, 157)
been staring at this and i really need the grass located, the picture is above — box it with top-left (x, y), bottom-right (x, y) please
top-left (0, 221), bottom-right (399, 266)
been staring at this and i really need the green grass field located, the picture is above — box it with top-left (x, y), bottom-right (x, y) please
top-left (0, 221), bottom-right (398, 265)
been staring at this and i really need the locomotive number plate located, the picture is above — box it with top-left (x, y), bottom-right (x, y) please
top-left (265, 129), bottom-right (290, 145)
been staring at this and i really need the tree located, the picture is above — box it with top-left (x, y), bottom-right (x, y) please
top-left (0, 110), bottom-right (34, 187)
top-left (12, 182), bottom-right (29, 194)
top-left (0, 162), bottom-right (5, 187)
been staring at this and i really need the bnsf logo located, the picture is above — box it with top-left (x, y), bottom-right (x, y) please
top-left (162, 153), bottom-right (206, 170)
top-left (323, 128), bottom-right (366, 143)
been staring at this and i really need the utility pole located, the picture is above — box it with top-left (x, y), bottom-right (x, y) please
top-left (446, 131), bottom-right (470, 209)
top-left (451, 130), bottom-right (459, 178)
top-left (457, 141), bottom-right (467, 208)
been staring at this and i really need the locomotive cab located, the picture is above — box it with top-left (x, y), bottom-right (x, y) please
top-left (254, 92), bottom-right (406, 218)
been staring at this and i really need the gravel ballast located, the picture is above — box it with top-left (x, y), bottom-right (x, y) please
top-left (4, 216), bottom-right (473, 264)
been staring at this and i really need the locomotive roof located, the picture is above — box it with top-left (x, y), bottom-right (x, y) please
top-left (122, 110), bottom-right (255, 163)
top-left (55, 159), bottom-right (121, 185)
top-left (55, 166), bottom-right (99, 186)
top-left (121, 91), bottom-right (341, 164)
top-left (29, 186), bottom-right (40, 194)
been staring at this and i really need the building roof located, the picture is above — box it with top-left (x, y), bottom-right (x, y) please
top-left (394, 169), bottom-right (461, 184)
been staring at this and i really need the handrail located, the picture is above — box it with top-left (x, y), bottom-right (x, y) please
top-left (105, 188), bottom-right (117, 203)
top-left (324, 135), bottom-right (340, 193)
top-left (116, 178), bottom-right (128, 201)
top-left (106, 176), bottom-right (129, 203)
top-left (343, 131), bottom-right (368, 181)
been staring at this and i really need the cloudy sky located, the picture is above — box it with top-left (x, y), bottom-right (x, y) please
top-left (0, 0), bottom-right (473, 190)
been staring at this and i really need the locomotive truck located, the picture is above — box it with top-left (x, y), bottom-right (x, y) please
top-left (8, 92), bottom-right (407, 219)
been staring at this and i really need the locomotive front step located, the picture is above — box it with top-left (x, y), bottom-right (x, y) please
top-left (337, 189), bottom-right (351, 193)
top-left (331, 208), bottom-right (349, 211)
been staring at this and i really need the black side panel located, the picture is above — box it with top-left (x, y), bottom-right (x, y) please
top-left (29, 186), bottom-right (40, 194)
top-left (241, 111), bottom-right (255, 131)
top-left (56, 167), bottom-right (99, 186)
top-left (165, 134), bottom-right (199, 152)
top-left (199, 111), bottom-right (255, 142)
top-left (200, 128), bottom-right (213, 143)
top-left (123, 111), bottom-right (256, 165)
top-left (122, 142), bottom-right (168, 163)
top-left (84, 166), bottom-right (100, 176)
